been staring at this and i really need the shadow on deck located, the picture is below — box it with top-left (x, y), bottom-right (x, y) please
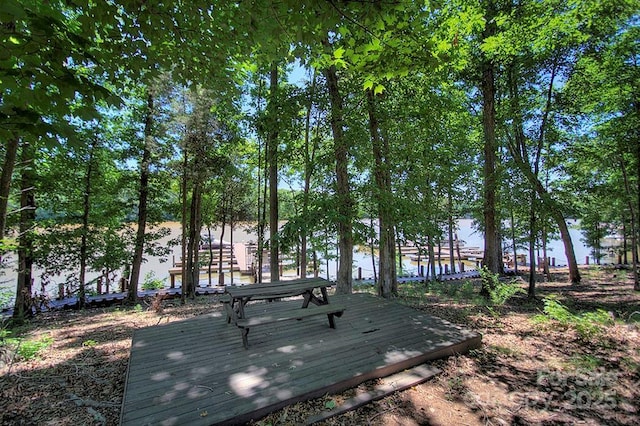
top-left (120, 293), bottom-right (482, 425)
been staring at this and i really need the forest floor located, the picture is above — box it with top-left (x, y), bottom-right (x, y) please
top-left (1, 266), bottom-right (639, 425)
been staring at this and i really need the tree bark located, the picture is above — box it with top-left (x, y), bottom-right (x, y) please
top-left (127, 92), bottom-right (154, 303)
top-left (0, 134), bottom-right (19, 247)
top-left (255, 79), bottom-right (265, 283)
top-left (301, 71), bottom-right (318, 279)
top-left (324, 62), bottom-right (353, 294)
top-left (480, 0), bottom-right (504, 280)
top-left (448, 191), bottom-right (456, 274)
top-left (207, 226), bottom-right (214, 286)
top-left (185, 180), bottom-right (202, 299)
top-left (268, 64), bottom-right (280, 282)
top-left (180, 142), bottom-right (188, 303)
top-left (428, 235), bottom-right (436, 281)
top-left (528, 196), bottom-right (537, 298)
top-left (13, 141), bottom-right (36, 323)
top-left (620, 156), bottom-right (639, 289)
top-left (634, 99), bottom-right (640, 290)
top-left (79, 138), bottom-right (97, 309)
top-left (218, 208), bottom-right (226, 285)
top-left (366, 89), bottom-right (396, 298)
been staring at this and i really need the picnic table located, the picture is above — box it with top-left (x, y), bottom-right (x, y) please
top-left (223, 278), bottom-right (345, 349)
top-left (224, 277), bottom-right (332, 322)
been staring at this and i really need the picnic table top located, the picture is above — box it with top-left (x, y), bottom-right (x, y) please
top-left (225, 277), bottom-right (333, 299)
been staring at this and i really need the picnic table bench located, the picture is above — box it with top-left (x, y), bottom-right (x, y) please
top-left (223, 278), bottom-right (345, 349)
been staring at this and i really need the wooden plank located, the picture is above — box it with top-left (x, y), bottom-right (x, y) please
top-left (123, 296), bottom-right (473, 390)
top-left (237, 304), bottom-right (345, 348)
top-left (305, 364), bottom-right (441, 424)
top-left (120, 293), bottom-right (481, 426)
top-left (236, 304), bottom-right (345, 327)
top-left (123, 296), bottom-right (472, 382)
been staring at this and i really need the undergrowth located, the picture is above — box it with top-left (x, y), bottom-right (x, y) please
top-left (533, 295), bottom-right (614, 341)
top-left (142, 271), bottom-right (165, 290)
top-left (1, 329), bottom-right (53, 366)
top-left (479, 267), bottom-right (525, 306)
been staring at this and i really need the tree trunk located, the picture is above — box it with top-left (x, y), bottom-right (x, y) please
top-left (0, 134), bottom-right (19, 247)
top-left (185, 183), bottom-right (202, 298)
top-left (634, 99), bottom-right (640, 290)
top-left (455, 233), bottom-right (463, 273)
top-left (324, 62), bottom-right (353, 294)
top-left (448, 191), bottom-right (456, 275)
top-left (480, 1), bottom-right (504, 279)
top-left (366, 89), bottom-right (396, 298)
top-left (180, 144), bottom-right (188, 303)
top-left (437, 238), bottom-right (443, 280)
top-left (13, 142), bottom-right (35, 323)
top-left (528, 196), bottom-right (537, 298)
top-left (370, 218), bottom-right (378, 283)
top-left (301, 71), bottom-right (318, 279)
top-left (428, 235), bottom-right (436, 281)
top-left (207, 226), bottom-right (214, 286)
top-left (255, 80), bottom-right (265, 283)
top-left (268, 64), bottom-right (280, 282)
top-left (620, 157), bottom-right (639, 290)
top-left (128, 92), bottom-right (154, 303)
top-left (218, 210), bottom-right (226, 285)
top-left (509, 208), bottom-right (518, 275)
top-left (512, 159), bottom-right (581, 283)
top-left (230, 216), bottom-right (235, 285)
top-left (79, 138), bottom-right (97, 309)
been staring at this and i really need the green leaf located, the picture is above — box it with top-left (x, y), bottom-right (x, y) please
top-left (324, 399), bottom-right (337, 410)
top-left (363, 78), bottom-right (374, 91)
top-left (333, 47), bottom-right (345, 59)
top-left (374, 84), bottom-right (385, 95)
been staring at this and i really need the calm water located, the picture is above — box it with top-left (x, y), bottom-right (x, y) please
top-left (0, 219), bottom-right (596, 297)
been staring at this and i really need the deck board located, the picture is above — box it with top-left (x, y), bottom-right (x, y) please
top-left (120, 293), bottom-right (481, 425)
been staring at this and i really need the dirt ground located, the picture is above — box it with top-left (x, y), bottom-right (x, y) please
top-left (1, 266), bottom-right (639, 425)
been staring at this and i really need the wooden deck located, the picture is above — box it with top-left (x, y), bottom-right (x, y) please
top-left (120, 293), bottom-right (481, 425)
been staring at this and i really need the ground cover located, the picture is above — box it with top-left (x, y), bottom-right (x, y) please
top-left (1, 267), bottom-right (638, 425)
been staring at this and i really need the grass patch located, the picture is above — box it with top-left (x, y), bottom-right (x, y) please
top-left (424, 280), bottom-right (481, 303)
top-left (567, 354), bottom-right (602, 370)
top-left (1, 330), bottom-right (54, 362)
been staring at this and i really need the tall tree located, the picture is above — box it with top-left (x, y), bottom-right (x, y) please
top-left (267, 64), bottom-right (280, 282)
top-left (479, 0), bottom-right (504, 281)
top-left (366, 89), bottom-right (397, 298)
top-left (0, 136), bottom-right (19, 249)
top-left (324, 60), bottom-right (354, 294)
top-left (13, 141), bottom-right (35, 323)
top-left (127, 91), bottom-right (154, 303)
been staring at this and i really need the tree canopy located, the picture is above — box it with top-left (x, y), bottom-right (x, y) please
top-left (1, 0), bottom-right (639, 320)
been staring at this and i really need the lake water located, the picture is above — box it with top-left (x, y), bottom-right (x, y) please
top-left (0, 219), bottom-right (598, 297)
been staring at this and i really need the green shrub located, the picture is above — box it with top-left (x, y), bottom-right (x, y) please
top-left (479, 267), bottom-right (525, 305)
top-left (534, 295), bottom-right (614, 340)
top-left (142, 272), bottom-right (165, 290)
top-left (82, 339), bottom-right (98, 347)
top-left (1, 331), bottom-right (54, 361)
